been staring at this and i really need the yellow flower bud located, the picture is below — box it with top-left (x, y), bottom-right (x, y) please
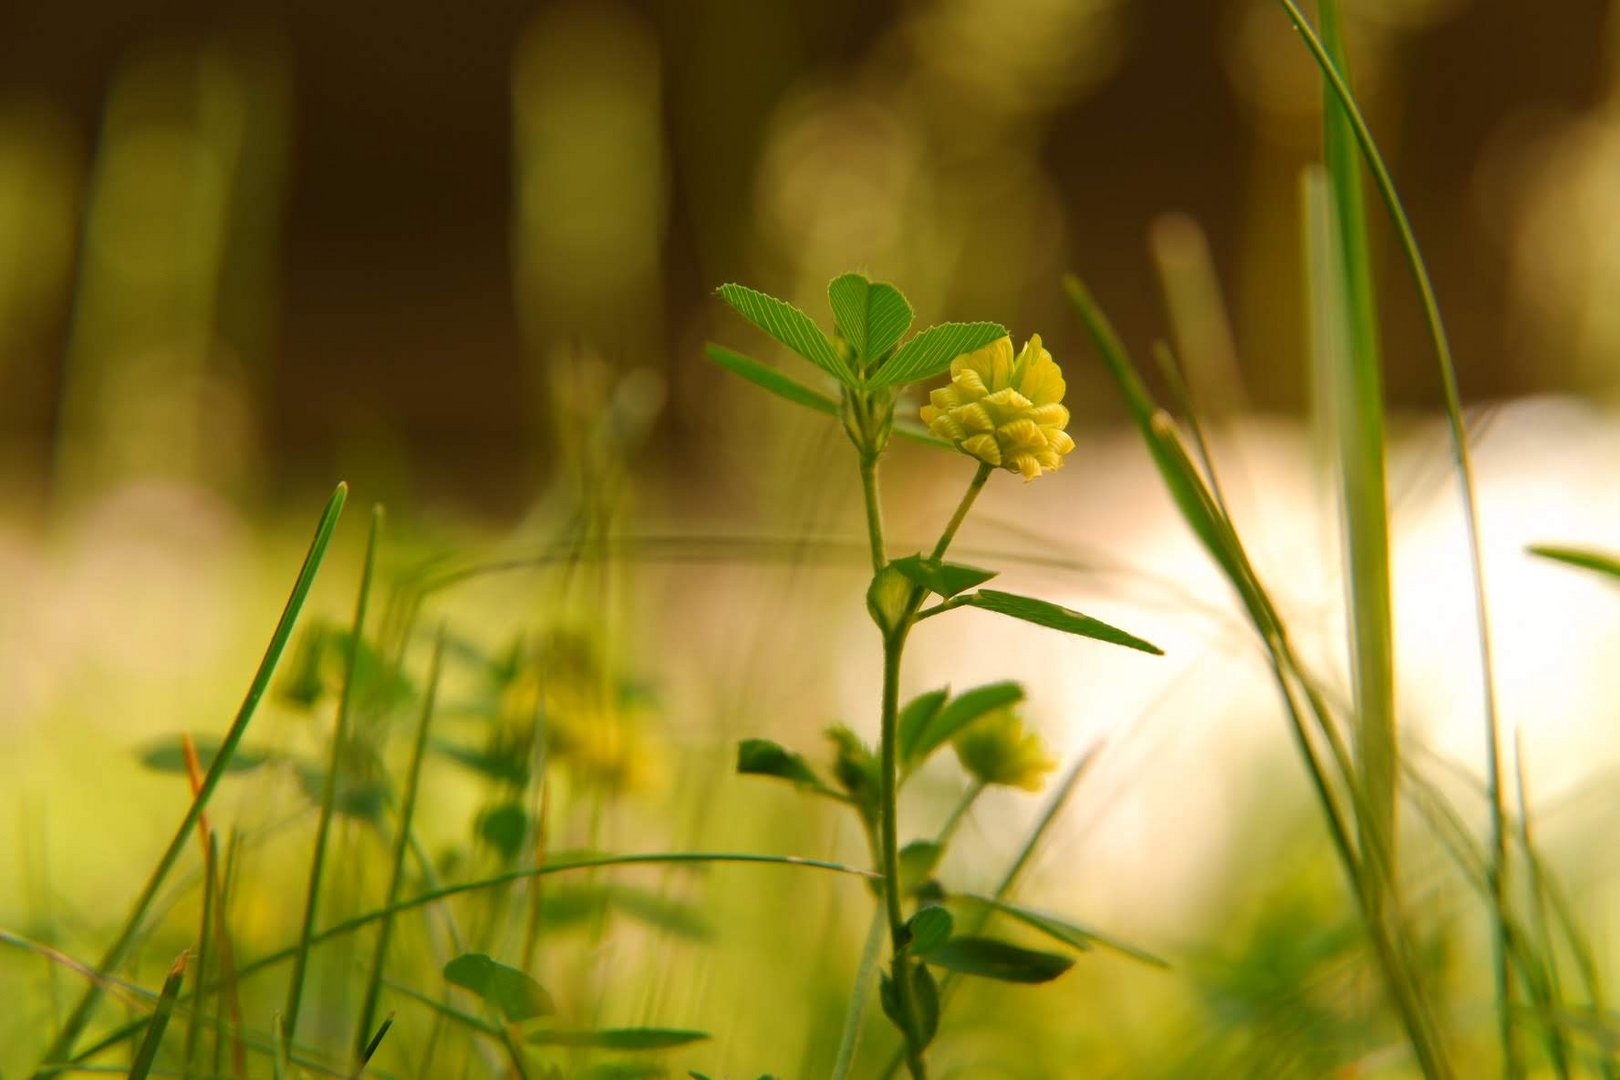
top-left (951, 706), bottom-right (1057, 792)
top-left (919, 335), bottom-right (1075, 481)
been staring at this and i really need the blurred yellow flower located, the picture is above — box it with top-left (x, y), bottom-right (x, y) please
top-left (952, 706), bottom-right (1057, 792)
top-left (920, 335), bottom-right (1075, 480)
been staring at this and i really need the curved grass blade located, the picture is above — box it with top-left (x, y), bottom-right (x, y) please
top-left (285, 503), bottom-right (383, 1047)
top-left (1274, 5), bottom-right (1504, 1071)
top-left (32, 482), bottom-right (348, 1080)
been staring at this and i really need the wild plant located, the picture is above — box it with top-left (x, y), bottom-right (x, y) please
top-left (710, 276), bottom-right (1164, 1077)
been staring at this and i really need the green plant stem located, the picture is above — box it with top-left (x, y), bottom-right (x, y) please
top-left (879, 631), bottom-right (928, 1080)
top-left (936, 781), bottom-right (986, 849)
top-left (931, 463), bottom-right (993, 561)
top-left (860, 454), bottom-right (887, 574)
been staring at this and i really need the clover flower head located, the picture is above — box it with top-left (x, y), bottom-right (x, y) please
top-left (920, 334), bottom-right (1075, 481)
top-left (952, 706), bottom-right (1057, 792)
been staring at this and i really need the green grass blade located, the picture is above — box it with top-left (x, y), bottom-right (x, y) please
top-left (1274, 3), bottom-right (1509, 1069)
top-left (181, 834), bottom-right (218, 1080)
top-left (128, 955), bottom-right (187, 1080)
top-left (31, 482), bottom-right (348, 1079)
top-left (1527, 545), bottom-right (1620, 581)
top-left (285, 503), bottom-right (382, 1047)
top-left (355, 625), bottom-right (446, 1062)
top-left (1303, 164), bottom-right (1398, 913)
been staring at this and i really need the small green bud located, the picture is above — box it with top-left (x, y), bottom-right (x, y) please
top-left (867, 563), bottom-right (913, 635)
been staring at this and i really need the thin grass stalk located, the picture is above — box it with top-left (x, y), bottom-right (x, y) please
top-left (286, 503), bottom-right (383, 1046)
top-left (127, 955), bottom-right (187, 1080)
top-left (355, 625), bottom-right (447, 1064)
top-left (31, 483), bottom-right (347, 1080)
top-left (830, 908), bottom-right (888, 1080)
top-left (1306, 23), bottom-right (1400, 923)
top-left (1272, 4), bottom-right (1513, 1072)
top-left (180, 834), bottom-right (218, 1080)
top-left (1514, 740), bottom-right (1576, 1077)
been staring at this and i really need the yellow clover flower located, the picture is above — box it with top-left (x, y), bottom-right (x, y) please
top-left (920, 334), bottom-right (1075, 480)
top-left (952, 706), bottom-right (1057, 792)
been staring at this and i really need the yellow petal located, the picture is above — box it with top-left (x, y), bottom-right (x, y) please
top-left (961, 433), bottom-right (1002, 465)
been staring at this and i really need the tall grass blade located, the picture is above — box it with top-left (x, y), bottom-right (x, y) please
top-left (355, 625), bottom-right (447, 1063)
top-left (181, 834), bottom-right (218, 1080)
top-left (1302, 165), bottom-right (1398, 919)
top-left (1272, 3), bottom-right (1513, 1071)
top-left (285, 503), bottom-right (384, 1047)
top-left (31, 482), bottom-right (348, 1079)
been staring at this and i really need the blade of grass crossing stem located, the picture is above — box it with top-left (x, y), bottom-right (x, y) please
top-left (128, 954), bottom-right (186, 1080)
top-left (31, 483), bottom-right (347, 1080)
top-left (1274, 1), bottom-right (1513, 1068)
top-left (285, 503), bottom-right (383, 1048)
top-left (355, 624), bottom-right (446, 1064)
top-left (1303, 166), bottom-right (1397, 920)
top-left (181, 834), bottom-right (218, 1080)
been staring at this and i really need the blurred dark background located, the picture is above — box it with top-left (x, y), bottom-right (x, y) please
top-left (0, 0), bottom-right (1614, 517)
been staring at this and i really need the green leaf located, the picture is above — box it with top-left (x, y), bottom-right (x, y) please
top-left (702, 344), bottom-right (839, 418)
top-left (889, 554), bottom-right (997, 599)
top-left (527, 1028), bottom-right (709, 1050)
top-left (475, 802), bottom-right (529, 862)
top-left (906, 906), bottom-right (954, 955)
top-left (953, 894), bottom-right (1168, 968)
top-left (827, 273), bottom-right (913, 366)
top-left (878, 962), bottom-right (940, 1048)
top-left (915, 935), bottom-right (1074, 983)
top-left (580, 1065), bottom-right (667, 1080)
top-left (443, 953), bottom-right (554, 1021)
top-left (716, 283), bottom-right (851, 384)
top-left (827, 725), bottom-right (880, 829)
top-left (896, 688), bottom-right (948, 766)
top-left (869, 321), bottom-right (1006, 387)
top-left (540, 883), bottom-right (712, 939)
top-left (903, 681), bottom-right (1025, 767)
top-left (137, 735), bottom-right (270, 774)
top-left (963, 590), bottom-right (1163, 655)
top-left (431, 735), bottom-right (531, 786)
top-left (736, 738), bottom-right (832, 795)
top-left (1527, 544), bottom-right (1620, 582)
top-left (912, 962), bottom-right (940, 1047)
